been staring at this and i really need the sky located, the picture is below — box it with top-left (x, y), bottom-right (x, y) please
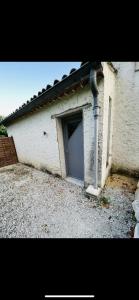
top-left (0, 62), bottom-right (81, 117)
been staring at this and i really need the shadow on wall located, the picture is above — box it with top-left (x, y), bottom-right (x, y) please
top-left (23, 162), bottom-right (61, 178)
top-left (111, 164), bottom-right (139, 178)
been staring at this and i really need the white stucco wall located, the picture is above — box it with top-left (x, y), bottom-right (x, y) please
top-left (7, 84), bottom-right (103, 185)
top-left (112, 62), bottom-right (139, 175)
top-left (99, 62), bottom-right (116, 187)
top-left (9, 61), bottom-right (139, 188)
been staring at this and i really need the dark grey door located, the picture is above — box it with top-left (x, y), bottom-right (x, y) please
top-left (63, 113), bottom-right (84, 180)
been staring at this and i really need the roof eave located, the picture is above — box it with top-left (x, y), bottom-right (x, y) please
top-left (1, 61), bottom-right (102, 127)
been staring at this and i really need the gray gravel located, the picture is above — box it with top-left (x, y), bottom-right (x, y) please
top-left (0, 163), bottom-right (136, 238)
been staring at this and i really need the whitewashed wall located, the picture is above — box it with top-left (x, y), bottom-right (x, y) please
top-left (7, 84), bottom-right (103, 185)
top-left (112, 62), bottom-right (139, 175)
top-left (99, 63), bottom-right (116, 187)
top-left (9, 61), bottom-right (139, 187)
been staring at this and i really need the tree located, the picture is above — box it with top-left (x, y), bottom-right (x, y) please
top-left (0, 116), bottom-right (8, 136)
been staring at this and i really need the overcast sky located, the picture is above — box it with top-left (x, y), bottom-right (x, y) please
top-left (0, 62), bottom-right (81, 117)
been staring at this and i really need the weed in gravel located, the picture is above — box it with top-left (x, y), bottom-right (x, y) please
top-left (99, 196), bottom-right (110, 208)
top-left (131, 210), bottom-right (136, 222)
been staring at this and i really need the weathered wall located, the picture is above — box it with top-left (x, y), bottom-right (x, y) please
top-left (10, 61), bottom-right (139, 188)
top-left (7, 84), bottom-right (103, 185)
top-left (83, 78), bottom-right (104, 186)
top-left (112, 62), bottom-right (139, 175)
top-left (8, 61), bottom-right (139, 189)
top-left (99, 62), bottom-right (116, 187)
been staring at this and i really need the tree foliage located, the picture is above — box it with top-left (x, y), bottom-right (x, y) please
top-left (0, 116), bottom-right (8, 136)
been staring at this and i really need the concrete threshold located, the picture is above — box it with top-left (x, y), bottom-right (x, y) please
top-left (65, 176), bottom-right (84, 187)
top-left (86, 185), bottom-right (101, 197)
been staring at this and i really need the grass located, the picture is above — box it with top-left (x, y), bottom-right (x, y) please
top-left (131, 210), bottom-right (136, 222)
top-left (99, 196), bottom-right (110, 208)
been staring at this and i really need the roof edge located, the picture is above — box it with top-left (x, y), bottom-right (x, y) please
top-left (1, 61), bottom-right (102, 127)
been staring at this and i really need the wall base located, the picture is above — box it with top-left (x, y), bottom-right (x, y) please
top-left (111, 164), bottom-right (139, 178)
top-left (86, 185), bottom-right (101, 197)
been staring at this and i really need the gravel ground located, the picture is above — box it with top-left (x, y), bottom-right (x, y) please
top-left (0, 163), bottom-right (137, 238)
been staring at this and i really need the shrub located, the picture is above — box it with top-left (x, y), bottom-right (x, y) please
top-left (0, 116), bottom-right (8, 136)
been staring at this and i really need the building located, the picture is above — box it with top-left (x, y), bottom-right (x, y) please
top-left (1, 62), bottom-right (139, 195)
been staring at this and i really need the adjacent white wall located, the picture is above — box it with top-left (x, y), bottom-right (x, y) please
top-left (112, 62), bottom-right (139, 175)
top-left (99, 62), bottom-right (116, 187)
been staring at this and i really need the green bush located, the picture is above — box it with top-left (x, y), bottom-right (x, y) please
top-left (0, 116), bottom-right (8, 136)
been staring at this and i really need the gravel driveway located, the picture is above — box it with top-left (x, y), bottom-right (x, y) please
top-left (0, 163), bottom-right (137, 238)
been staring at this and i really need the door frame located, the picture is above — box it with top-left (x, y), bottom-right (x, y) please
top-left (62, 111), bottom-right (84, 180)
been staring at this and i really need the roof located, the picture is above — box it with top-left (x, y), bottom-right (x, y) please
top-left (1, 61), bottom-right (102, 127)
